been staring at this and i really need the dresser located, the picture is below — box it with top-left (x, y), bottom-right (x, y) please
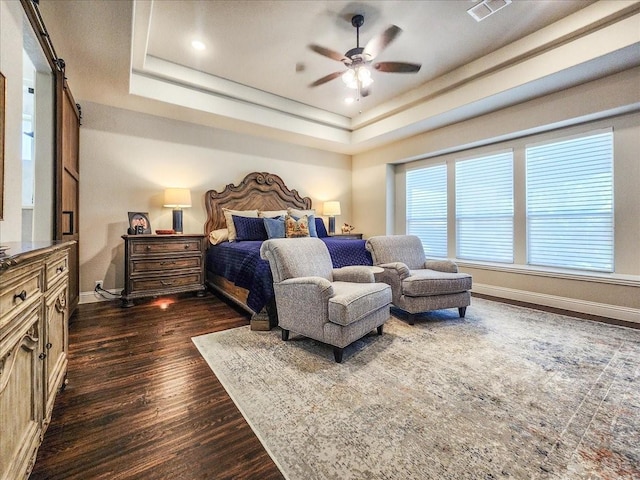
top-left (0, 241), bottom-right (73, 479)
top-left (121, 234), bottom-right (206, 307)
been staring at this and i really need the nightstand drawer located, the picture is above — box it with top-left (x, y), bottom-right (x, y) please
top-left (131, 238), bottom-right (202, 255)
top-left (130, 272), bottom-right (203, 292)
top-left (131, 256), bottom-right (202, 274)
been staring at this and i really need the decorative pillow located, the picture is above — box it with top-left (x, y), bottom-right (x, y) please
top-left (285, 215), bottom-right (310, 238)
top-left (232, 215), bottom-right (267, 241)
top-left (263, 216), bottom-right (286, 239)
top-left (209, 228), bottom-right (229, 245)
top-left (291, 214), bottom-right (317, 237)
top-left (259, 209), bottom-right (288, 218)
top-left (315, 217), bottom-right (329, 238)
top-left (222, 208), bottom-right (259, 242)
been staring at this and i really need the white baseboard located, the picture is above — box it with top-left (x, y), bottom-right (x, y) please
top-left (472, 283), bottom-right (640, 324)
top-left (79, 288), bottom-right (121, 304)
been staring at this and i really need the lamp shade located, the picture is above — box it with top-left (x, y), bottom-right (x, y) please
top-left (163, 188), bottom-right (192, 208)
top-left (323, 201), bottom-right (341, 216)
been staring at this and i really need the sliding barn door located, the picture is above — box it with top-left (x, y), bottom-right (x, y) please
top-left (56, 71), bottom-right (80, 312)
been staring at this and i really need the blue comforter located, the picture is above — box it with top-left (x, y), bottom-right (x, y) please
top-left (206, 238), bottom-right (373, 313)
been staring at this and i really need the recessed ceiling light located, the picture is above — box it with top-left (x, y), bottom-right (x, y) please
top-left (191, 40), bottom-right (206, 51)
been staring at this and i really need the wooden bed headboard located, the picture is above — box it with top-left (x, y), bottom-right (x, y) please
top-left (204, 172), bottom-right (312, 236)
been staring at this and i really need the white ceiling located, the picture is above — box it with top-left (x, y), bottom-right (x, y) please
top-left (38, 0), bottom-right (640, 154)
top-left (142, 0), bottom-right (593, 118)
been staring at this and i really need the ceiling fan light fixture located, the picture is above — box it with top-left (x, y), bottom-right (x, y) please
top-left (342, 69), bottom-right (356, 86)
top-left (357, 67), bottom-right (372, 83)
top-left (342, 66), bottom-right (373, 89)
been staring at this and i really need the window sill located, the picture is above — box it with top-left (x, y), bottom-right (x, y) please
top-left (454, 260), bottom-right (640, 287)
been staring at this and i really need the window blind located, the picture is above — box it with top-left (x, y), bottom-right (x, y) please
top-left (456, 152), bottom-right (514, 262)
top-left (526, 131), bottom-right (613, 272)
top-left (406, 165), bottom-right (447, 258)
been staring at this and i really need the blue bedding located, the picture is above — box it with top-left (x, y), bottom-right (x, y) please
top-left (206, 238), bottom-right (373, 313)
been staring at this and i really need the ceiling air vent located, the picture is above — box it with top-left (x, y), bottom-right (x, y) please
top-left (467, 0), bottom-right (512, 22)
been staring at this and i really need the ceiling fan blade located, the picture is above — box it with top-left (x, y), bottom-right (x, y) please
top-left (363, 25), bottom-right (402, 59)
top-left (374, 61), bottom-right (421, 73)
top-left (309, 44), bottom-right (349, 63)
top-left (309, 71), bottom-right (345, 87)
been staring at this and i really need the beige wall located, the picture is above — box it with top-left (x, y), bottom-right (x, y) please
top-left (0, 0), bottom-right (23, 242)
top-left (79, 102), bottom-right (351, 294)
top-left (352, 68), bottom-right (640, 321)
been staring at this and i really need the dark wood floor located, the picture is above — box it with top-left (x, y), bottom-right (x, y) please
top-left (30, 293), bottom-right (284, 480)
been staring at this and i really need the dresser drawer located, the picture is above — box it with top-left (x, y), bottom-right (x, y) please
top-left (131, 256), bottom-right (202, 274)
top-left (131, 238), bottom-right (202, 255)
top-left (46, 252), bottom-right (68, 289)
top-left (0, 268), bottom-right (43, 331)
top-left (130, 272), bottom-right (203, 293)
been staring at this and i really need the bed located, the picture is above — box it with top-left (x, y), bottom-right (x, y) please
top-left (204, 172), bottom-right (372, 330)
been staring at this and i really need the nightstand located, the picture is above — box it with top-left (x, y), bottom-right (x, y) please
top-left (329, 233), bottom-right (363, 240)
top-left (121, 234), bottom-right (206, 307)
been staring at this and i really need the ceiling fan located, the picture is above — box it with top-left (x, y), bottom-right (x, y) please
top-left (308, 14), bottom-right (421, 98)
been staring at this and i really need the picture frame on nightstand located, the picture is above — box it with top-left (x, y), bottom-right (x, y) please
top-left (128, 212), bottom-right (152, 234)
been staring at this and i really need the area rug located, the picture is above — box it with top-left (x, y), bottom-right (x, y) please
top-left (192, 298), bottom-right (640, 479)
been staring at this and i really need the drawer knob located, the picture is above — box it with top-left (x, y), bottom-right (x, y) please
top-left (184, 244), bottom-right (189, 249)
top-left (160, 280), bottom-right (174, 286)
top-left (146, 245), bottom-right (151, 250)
top-left (160, 261), bottom-right (177, 266)
top-left (39, 353), bottom-right (47, 360)
top-left (56, 266), bottom-right (65, 273)
top-left (46, 342), bottom-right (53, 349)
top-left (14, 290), bottom-right (28, 302)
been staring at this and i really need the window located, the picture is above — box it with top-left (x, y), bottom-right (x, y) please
top-left (526, 130), bottom-right (613, 272)
top-left (455, 152), bottom-right (514, 263)
top-left (406, 165), bottom-right (447, 257)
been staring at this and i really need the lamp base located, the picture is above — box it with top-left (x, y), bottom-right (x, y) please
top-left (172, 209), bottom-right (183, 234)
top-left (328, 216), bottom-right (336, 235)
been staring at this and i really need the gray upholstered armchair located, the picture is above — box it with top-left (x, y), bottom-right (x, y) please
top-left (260, 238), bottom-right (392, 363)
top-left (365, 235), bottom-right (472, 325)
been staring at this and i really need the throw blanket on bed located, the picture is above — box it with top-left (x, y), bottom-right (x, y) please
top-left (206, 238), bottom-right (373, 313)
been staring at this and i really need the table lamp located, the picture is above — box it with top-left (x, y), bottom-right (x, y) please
top-left (323, 201), bottom-right (341, 235)
top-left (163, 188), bottom-right (192, 233)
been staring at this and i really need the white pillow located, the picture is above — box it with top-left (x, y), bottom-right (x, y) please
top-left (259, 210), bottom-right (288, 218)
top-left (222, 208), bottom-right (259, 242)
top-left (209, 228), bottom-right (229, 245)
top-left (288, 207), bottom-right (315, 218)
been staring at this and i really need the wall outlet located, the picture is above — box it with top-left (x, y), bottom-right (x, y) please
top-left (95, 280), bottom-right (103, 290)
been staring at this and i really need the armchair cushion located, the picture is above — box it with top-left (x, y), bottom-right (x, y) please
top-left (329, 282), bottom-right (391, 326)
top-left (403, 270), bottom-right (472, 297)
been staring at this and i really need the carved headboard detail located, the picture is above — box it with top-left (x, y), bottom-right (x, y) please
top-left (204, 172), bottom-right (312, 236)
